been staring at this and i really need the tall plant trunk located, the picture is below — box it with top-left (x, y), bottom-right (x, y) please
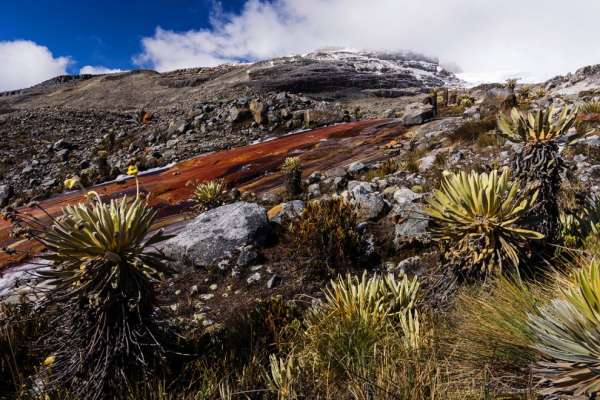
top-left (513, 142), bottom-right (563, 245)
top-left (284, 169), bottom-right (303, 196)
top-left (442, 88), bottom-right (449, 107)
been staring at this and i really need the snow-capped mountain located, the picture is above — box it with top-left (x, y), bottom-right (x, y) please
top-left (246, 49), bottom-right (462, 95)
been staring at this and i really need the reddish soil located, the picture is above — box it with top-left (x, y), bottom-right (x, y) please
top-left (0, 119), bottom-right (405, 269)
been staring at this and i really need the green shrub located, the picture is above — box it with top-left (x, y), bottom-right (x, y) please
top-left (425, 168), bottom-right (543, 278)
top-left (299, 272), bottom-right (422, 393)
top-left (290, 197), bottom-right (362, 271)
top-left (281, 157), bottom-right (302, 196)
top-left (0, 302), bottom-right (49, 397)
top-left (449, 274), bottom-right (559, 397)
top-left (448, 118), bottom-right (497, 143)
top-left (9, 191), bottom-right (175, 399)
top-left (363, 158), bottom-right (399, 181)
top-left (191, 179), bottom-right (226, 211)
top-left (529, 259), bottom-right (600, 398)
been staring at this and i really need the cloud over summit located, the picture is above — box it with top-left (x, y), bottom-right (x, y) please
top-left (135, 0), bottom-right (600, 82)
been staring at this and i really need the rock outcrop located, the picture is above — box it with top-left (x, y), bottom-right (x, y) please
top-left (161, 202), bottom-right (270, 270)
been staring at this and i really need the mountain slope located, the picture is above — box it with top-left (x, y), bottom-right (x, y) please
top-left (0, 49), bottom-right (459, 112)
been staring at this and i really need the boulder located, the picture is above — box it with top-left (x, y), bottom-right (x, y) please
top-left (237, 245), bottom-right (259, 267)
top-left (347, 161), bottom-right (367, 174)
top-left (395, 256), bottom-right (424, 276)
top-left (393, 205), bottom-right (430, 248)
top-left (463, 106), bottom-right (481, 119)
top-left (161, 202), bottom-right (269, 270)
top-left (307, 171), bottom-right (322, 184)
top-left (304, 109), bottom-right (342, 128)
top-left (321, 177), bottom-right (346, 193)
top-left (229, 106), bottom-right (252, 123)
top-left (418, 155), bottom-right (436, 172)
top-left (393, 187), bottom-right (423, 206)
top-left (307, 183), bottom-right (321, 198)
top-left (249, 99), bottom-right (267, 124)
top-left (402, 103), bottom-right (434, 126)
top-left (350, 183), bottom-right (387, 221)
top-left (0, 184), bottom-right (12, 207)
top-left (168, 119), bottom-right (189, 135)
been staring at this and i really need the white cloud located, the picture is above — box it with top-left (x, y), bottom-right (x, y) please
top-left (0, 40), bottom-right (70, 91)
top-left (79, 65), bottom-right (125, 75)
top-left (135, 0), bottom-right (600, 82)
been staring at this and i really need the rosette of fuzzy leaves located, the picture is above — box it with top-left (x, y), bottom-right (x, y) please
top-left (192, 178), bottom-right (226, 211)
top-left (35, 192), bottom-right (174, 399)
top-left (425, 168), bottom-right (543, 278)
top-left (529, 259), bottom-right (600, 398)
top-left (497, 106), bottom-right (582, 242)
top-left (497, 106), bottom-right (578, 144)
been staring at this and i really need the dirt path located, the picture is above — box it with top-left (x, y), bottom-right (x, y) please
top-left (0, 118), bottom-right (405, 269)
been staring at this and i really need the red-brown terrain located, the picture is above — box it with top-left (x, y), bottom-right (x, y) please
top-left (0, 118), bottom-right (404, 269)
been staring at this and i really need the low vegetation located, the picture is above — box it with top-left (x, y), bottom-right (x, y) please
top-left (448, 117), bottom-right (497, 143)
top-left (191, 178), bottom-right (226, 211)
top-left (6, 92), bottom-right (600, 400)
top-left (290, 197), bottom-right (362, 271)
top-left (425, 168), bottom-right (543, 278)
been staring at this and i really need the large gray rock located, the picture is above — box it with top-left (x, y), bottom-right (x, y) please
top-left (162, 202), bottom-right (269, 270)
top-left (402, 103), bottom-right (434, 126)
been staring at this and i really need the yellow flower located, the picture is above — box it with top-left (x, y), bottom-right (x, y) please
top-left (127, 165), bottom-right (139, 176)
top-left (64, 177), bottom-right (79, 190)
top-left (43, 355), bottom-right (55, 367)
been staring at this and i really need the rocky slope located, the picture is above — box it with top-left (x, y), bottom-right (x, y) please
top-left (0, 50), bottom-right (458, 206)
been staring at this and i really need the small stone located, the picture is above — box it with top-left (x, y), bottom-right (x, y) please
top-left (209, 284), bottom-right (218, 291)
top-left (247, 272), bottom-right (261, 284)
top-left (393, 187), bottom-right (423, 206)
top-left (217, 259), bottom-right (230, 271)
top-left (190, 285), bottom-right (198, 295)
top-left (308, 171), bottom-right (322, 184)
top-left (347, 161), bottom-right (367, 174)
top-left (237, 245), bottom-right (259, 267)
top-left (267, 275), bottom-right (281, 289)
top-left (174, 289), bottom-right (182, 296)
top-left (192, 313), bottom-right (206, 322)
top-left (199, 293), bottom-right (214, 301)
top-left (308, 183), bottom-right (321, 198)
top-left (396, 256), bottom-right (424, 276)
top-left (268, 200), bottom-right (305, 223)
top-left (418, 155), bottom-right (436, 172)
top-left (260, 191), bottom-right (282, 205)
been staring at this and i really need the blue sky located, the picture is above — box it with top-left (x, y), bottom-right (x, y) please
top-left (1, 0), bottom-right (600, 91)
top-left (1, 0), bottom-right (247, 73)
